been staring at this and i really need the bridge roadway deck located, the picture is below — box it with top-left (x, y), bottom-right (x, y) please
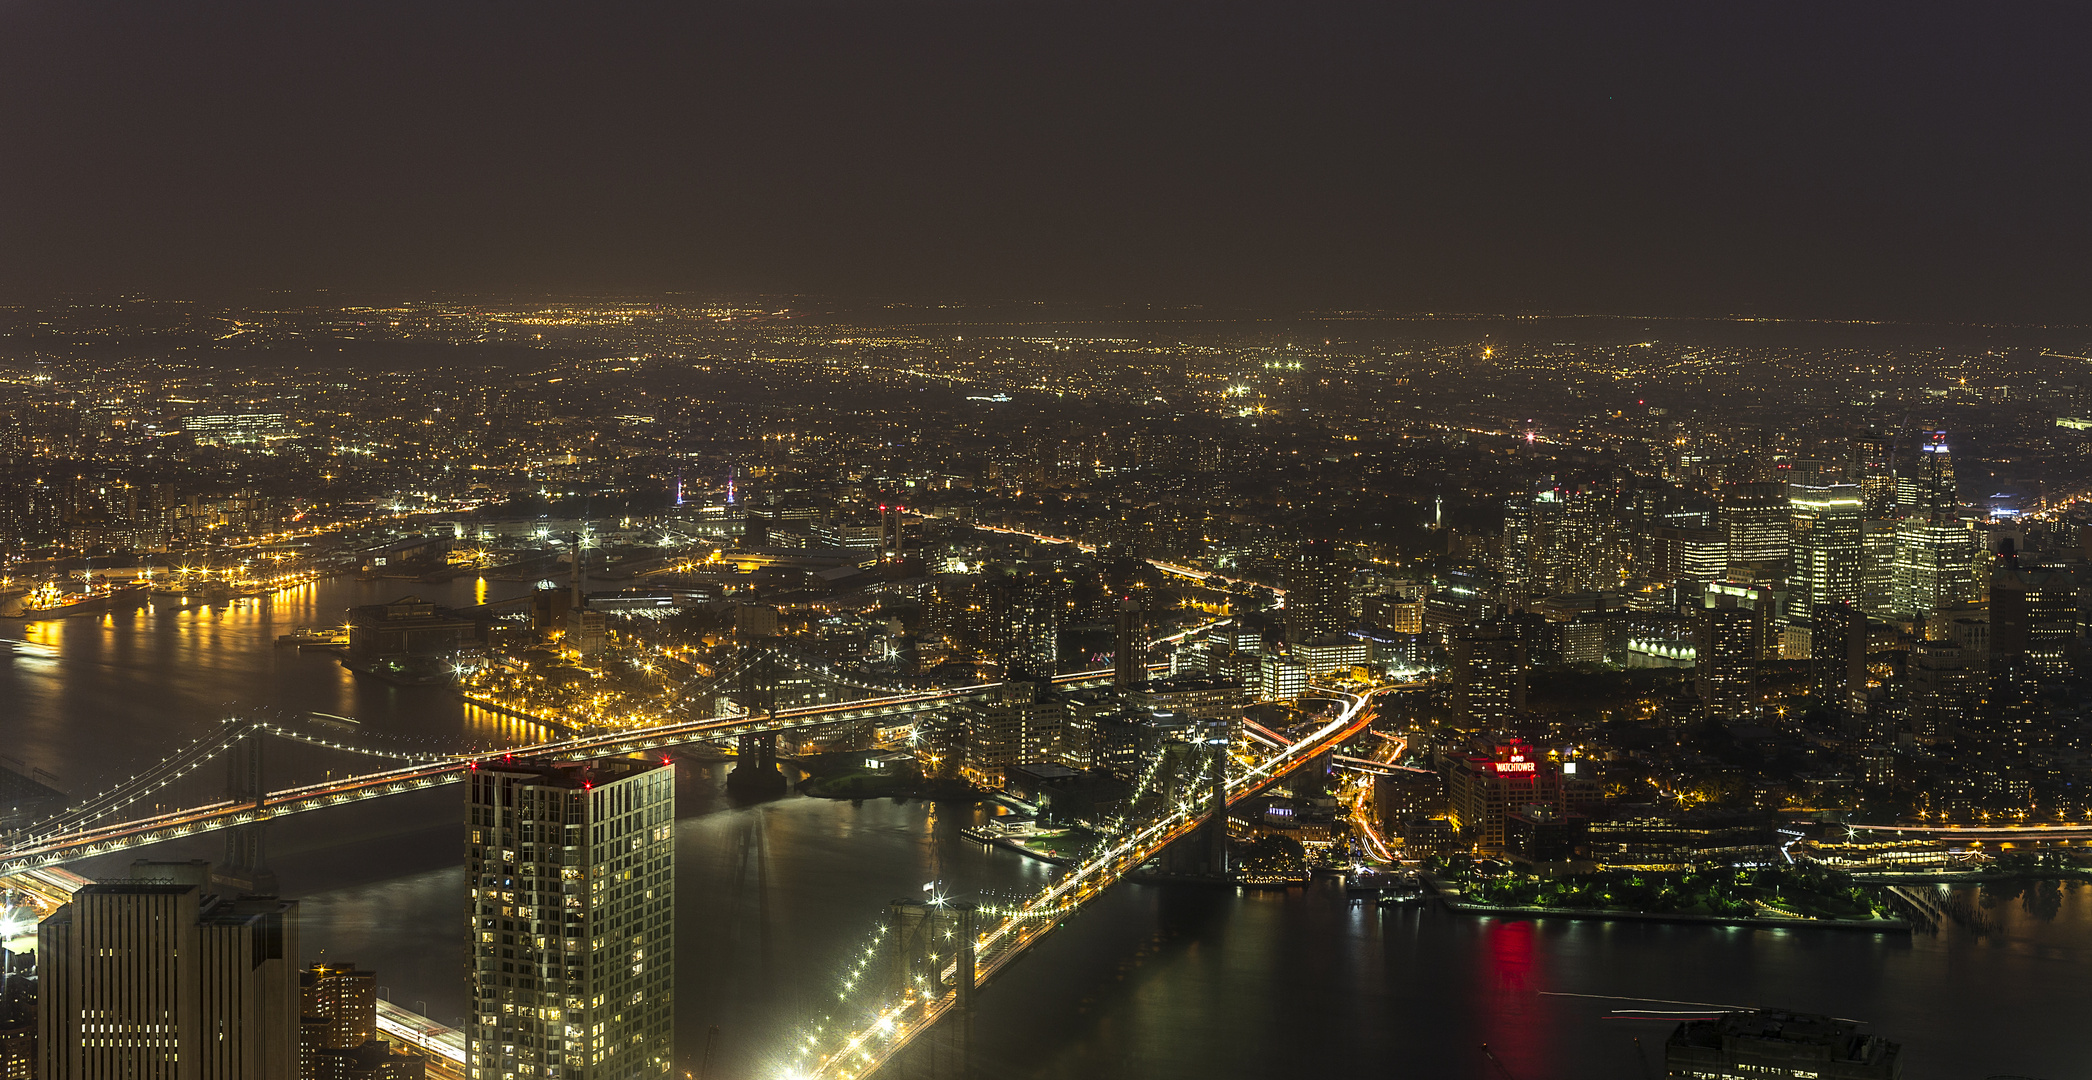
top-left (799, 687), bottom-right (1379, 1080)
top-left (0, 667), bottom-right (1131, 877)
top-left (1839, 822), bottom-right (2092, 839)
top-left (971, 525), bottom-right (1285, 597)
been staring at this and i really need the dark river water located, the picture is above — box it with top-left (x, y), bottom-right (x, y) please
top-left (1, 577), bottom-right (2080, 1080)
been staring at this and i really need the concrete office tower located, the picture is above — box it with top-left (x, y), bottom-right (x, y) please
top-left (1859, 519), bottom-right (1899, 616)
top-left (1789, 484), bottom-right (1863, 628)
top-left (1284, 539), bottom-right (1349, 642)
top-left (1990, 544), bottom-right (2079, 679)
top-left (1810, 601), bottom-right (1869, 713)
top-left (1721, 481), bottom-right (1792, 572)
top-left (38, 863), bottom-right (299, 1080)
top-left (300, 960), bottom-right (424, 1079)
top-left (467, 756), bottom-right (674, 1080)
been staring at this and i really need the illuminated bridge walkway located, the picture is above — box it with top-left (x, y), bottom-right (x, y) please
top-left (781, 687), bottom-right (1379, 1080)
top-left (0, 666), bottom-right (1136, 878)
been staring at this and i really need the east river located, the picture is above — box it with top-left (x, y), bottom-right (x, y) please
top-left (1, 576), bottom-right (2082, 1080)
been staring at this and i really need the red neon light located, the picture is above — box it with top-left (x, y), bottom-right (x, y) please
top-left (1493, 761), bottom-right (1536, 774)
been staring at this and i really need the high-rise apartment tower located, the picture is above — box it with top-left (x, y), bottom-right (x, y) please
top-left (467, 756), bottom-right (674, 1079)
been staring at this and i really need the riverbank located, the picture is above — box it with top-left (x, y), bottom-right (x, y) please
top-left (1434, 893), bottom-right (1909, 932)
top-left (1425, 878), bottom-right (1909, 932)
top-left (795, 769), bottom-right (984, 802)
top-left (963, 827), bottom-right (1073, 865)
top-left (1852, 867), bottom-right (2092, 885)
top-left (456, 691), bottom-right (577, 735)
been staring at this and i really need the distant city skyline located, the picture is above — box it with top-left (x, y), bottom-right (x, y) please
top-left (3, 4), bottom-right (2091, 322)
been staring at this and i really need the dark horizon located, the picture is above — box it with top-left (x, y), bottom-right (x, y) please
top-left (4, 2), bottom-right (2091, 324)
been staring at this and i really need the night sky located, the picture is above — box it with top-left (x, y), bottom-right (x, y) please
top-left (2, 2), bottom-right (2088, 320)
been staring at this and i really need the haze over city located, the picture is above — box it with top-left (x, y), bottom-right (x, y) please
top-left (2, 5), bottom-right (2091, 1080)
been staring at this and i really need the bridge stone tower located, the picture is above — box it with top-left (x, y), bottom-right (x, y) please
top-left (1157, 722), bottom-right (1233, 878)
top-left (726, 641), bottom-right (790, 797)
top-left (881, 898), bottom-right (977, 1080)
top-left (217, 718), bottom-right (277, 894)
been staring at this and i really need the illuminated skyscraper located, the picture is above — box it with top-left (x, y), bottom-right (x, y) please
top-left (1500, 493), bottom-right (1538, 599)
top-left (300, 960), bottom-right (422, 1080)
top-left (1501, 484), bottom-right (1563, 599)
top-left (1890, 431), bottom-right (1975, 620)
top-left (1852, 432), bottom-right (1895, 516)
top-left (1893, 518), bottom-right (1976, 618)
top-left (467, 756), bottom-right (674, 1080)
top-left (1859, 519), bottom-right (1899, 616)
top-left (995, 573), bottom-right (1061, 680)
top-left (1721, 481), bottom-right (1791, 572)
top-left (1915, 429), bottom-right (1959, 514)
top-left (1789, 484), bottom-right (1863, 626)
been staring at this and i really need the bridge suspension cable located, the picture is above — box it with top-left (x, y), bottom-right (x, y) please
top-left (15, 714), bottom-right (454, 842)
top-left (23, 719), bottom-right (254, 837)
top-left (248, 721), bottom-right (453, 763)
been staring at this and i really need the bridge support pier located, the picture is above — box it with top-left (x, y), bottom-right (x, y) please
top-left (727, 730), bottom-right (788, 797)
top-left (880, 899), bottom-right (976, 1080)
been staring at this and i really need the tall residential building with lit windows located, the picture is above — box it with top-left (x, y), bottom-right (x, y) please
top-left (1284, 539), bottom-right (1350, 642)
top-left (467, 756), bottom-right (674, 1080)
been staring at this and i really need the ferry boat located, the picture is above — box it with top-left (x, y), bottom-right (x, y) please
top-left (13, 582), bottom-right (146, 620)
top-left (277, 626), bottom-right (350, 648)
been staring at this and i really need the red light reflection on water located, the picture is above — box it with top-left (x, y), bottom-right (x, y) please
top-left (1475, 918), bottom-right (1550, 1075)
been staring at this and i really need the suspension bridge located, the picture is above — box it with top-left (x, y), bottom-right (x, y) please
top-left (0, 663), bottom-right (1138, 878)
top-left (780, 686), bottom-right (1381, 1080)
